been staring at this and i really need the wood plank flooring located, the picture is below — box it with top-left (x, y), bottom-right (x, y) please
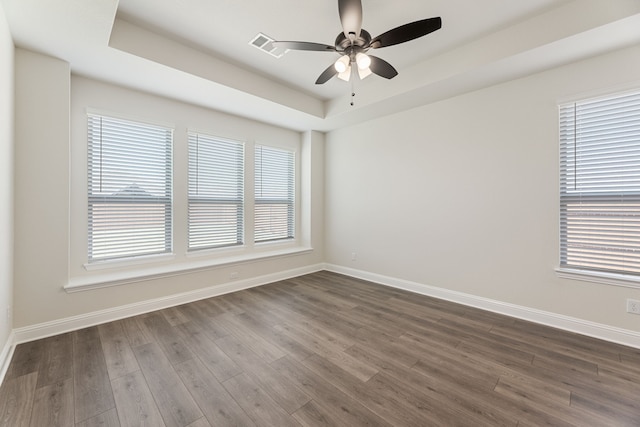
top-left (1, 271), bottom-right (639, 426)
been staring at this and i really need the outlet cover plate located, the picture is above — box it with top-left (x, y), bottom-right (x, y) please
top-left (627, 299), bottom-right (640, 315)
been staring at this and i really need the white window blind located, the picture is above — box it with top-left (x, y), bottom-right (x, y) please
top-left (559, 89), bottom-right (640, 275)
top-left (254, 145), bottom-right (295, 242)
top-left (188, 133), bottom-right (244, 250)
top-left (87, 114), bottom-right (173, 262)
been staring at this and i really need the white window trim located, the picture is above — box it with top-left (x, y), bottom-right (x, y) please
top-left (84, 253), bottom-right (176, 271)
top-left (555, 267), bottom-right (640, 290)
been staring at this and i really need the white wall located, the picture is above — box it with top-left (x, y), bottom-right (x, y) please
top-left (325, 44), bottom-right (640, 332)
top-left (12, 55), bottom-right (324, 330)
top-left (14, 49), bottom-right (70, 329)
top-left (0, 3), bottom-right (14, 357)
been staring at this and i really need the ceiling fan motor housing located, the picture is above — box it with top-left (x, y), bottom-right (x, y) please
top-left (335, 29), bottom-right (371, 52)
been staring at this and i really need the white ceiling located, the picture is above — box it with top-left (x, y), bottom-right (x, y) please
top-left (114, 0), bottom-right (566, 100)
top-left (3, 0), bottom-right (640, 131)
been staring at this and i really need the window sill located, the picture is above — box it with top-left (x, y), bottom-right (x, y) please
top-left (65, 246), bottom-right (313, 293)
top-left (555, 267), bottom-right (640, 289)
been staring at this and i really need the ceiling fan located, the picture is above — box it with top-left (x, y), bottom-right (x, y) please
top-left (272, 0), bottom-right (442, 85)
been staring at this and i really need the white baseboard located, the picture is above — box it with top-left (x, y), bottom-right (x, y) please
top-left (12, 263), bottom-right (324, 345)
top-left (0, 331), bottom-right (15, 385)
top-left (8, 262), bottom-right (640, 358)
top-left (325, 264), bottom-right (640, 350)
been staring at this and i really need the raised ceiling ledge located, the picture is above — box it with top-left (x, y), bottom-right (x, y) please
top-left (109, 18), bottom-right (326, 120)
top-left (25, 0), bottom-right (640, 133)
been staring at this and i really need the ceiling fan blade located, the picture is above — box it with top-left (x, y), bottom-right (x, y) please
top-left (370, 17), bottom-right (442, 49)
top-left (271, 41), bottom-right (336, 52)
top-left (338, 0), bottom-right (362, 39)
top-left (368, 55), bottom-right (398, 79)
top-left (315, 63), bottom-right (338, 84)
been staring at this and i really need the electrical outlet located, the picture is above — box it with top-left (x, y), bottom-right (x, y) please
top-left (230, 272), bottom-right (239, 280)
top-left (627, 299), bottom-right (640, 315)
top-left (351, 252), bottom-right (357, 261)
top-left (6, 306), bottom-right (11, 320)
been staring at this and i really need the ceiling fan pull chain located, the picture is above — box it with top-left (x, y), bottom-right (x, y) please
top-left (350, 74), bottom-right (356, 106)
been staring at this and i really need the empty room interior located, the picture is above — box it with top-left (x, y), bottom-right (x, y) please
top-left (1, 0), bottom-right (640, 425)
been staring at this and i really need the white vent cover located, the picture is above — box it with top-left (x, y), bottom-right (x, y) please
top-left (249, 33), bottom-right (287, 58)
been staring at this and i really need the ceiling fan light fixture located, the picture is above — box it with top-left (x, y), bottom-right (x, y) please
top-left (337, 65), bottom-right (352, 81)
top-left (357, 66), bottom-right (372, 80)
top-left (334, 55), bottom-right (350, 73)
top-left (355, 52), bottom-right (371, 69)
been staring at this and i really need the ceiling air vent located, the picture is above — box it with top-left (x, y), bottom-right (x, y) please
top-left (249, 33), bottom-right (287, 58)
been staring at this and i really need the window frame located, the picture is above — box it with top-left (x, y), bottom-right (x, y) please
top-left (557, 87), bottom-right (640, 288)
top-left (69, 90), bottom-right (309, 292)
top-left (87, 113), bottom-right (174, 263)
top-left (187, 132), bottom-right (245, 251)
top-left (254, 144), bottom-right (296, 244)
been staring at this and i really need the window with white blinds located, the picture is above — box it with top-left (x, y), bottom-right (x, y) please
top-left (87, 114), bottom-right (173, 262)
top-left (188, 133), bottom-right (244, 250)
top-left (559, 89), bottom-right (640, 276)
top-left (254, 145), bottom-right (295, 243)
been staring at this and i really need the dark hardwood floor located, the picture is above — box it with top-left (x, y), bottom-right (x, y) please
top-left (1, 271), bottom-right (639, 426)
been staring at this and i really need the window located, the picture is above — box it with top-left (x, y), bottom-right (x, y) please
top-left (559, 89), bottom-right (640, 276)
top-left (188, 133), bottom-right (244, 250)
top-left (87, 114), bottom-right (173, 262)
top-left (254, 145), bottom-right (295, 242)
